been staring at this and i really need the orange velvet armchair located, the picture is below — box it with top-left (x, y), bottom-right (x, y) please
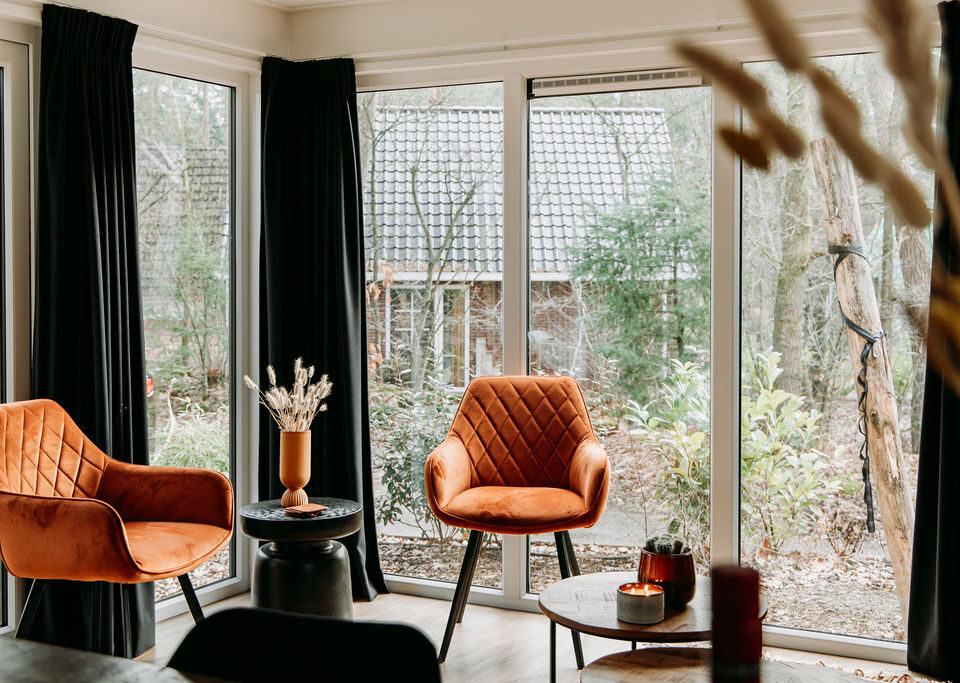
top-left (425, 375), bottom-right (609, 664)
top-left (0, 399), bottom-right (233, 652)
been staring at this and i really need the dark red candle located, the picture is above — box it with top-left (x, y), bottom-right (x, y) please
top-left (711, 565), bottom-right (761, 682)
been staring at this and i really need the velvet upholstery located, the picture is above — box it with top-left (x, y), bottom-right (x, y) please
top-left (0, 399), bottom-right (233, 584)
top-left (426, 376), bottom-right (609, 535)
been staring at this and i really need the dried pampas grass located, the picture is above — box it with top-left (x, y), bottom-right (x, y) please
top-left (719, 127), bottom-right (770, 170)
top-left (678, 0), bottom-right (936, 230)
top-left (674, 0), bottom-right (960, 392)
top-left (865, 0), bottom-right (938, 167)
top-left (674, 43), bottom-right (767, 107)
top-left (675, 42), bottom-right (805, 159)
top-left (742, 0), bottom-right (811, 73)
top-left (244, 358), bottom-right (333, 432)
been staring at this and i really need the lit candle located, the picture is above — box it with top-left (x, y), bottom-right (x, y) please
top-left (617, 582), bottom-right (665, 624)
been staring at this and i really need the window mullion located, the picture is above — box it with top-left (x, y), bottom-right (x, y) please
top-left (709, 84), bottom-right (740, 567)
top-left (501, 73), bottom-right (529, 600)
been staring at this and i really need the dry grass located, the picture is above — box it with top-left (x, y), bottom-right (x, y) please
top-left (244, 358), bottom-right (332, 432)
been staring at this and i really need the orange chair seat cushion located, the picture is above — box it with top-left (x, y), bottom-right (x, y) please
top-left (124, 521), bottom-right (231, 578)
top-left (440, 486), bottom-right (589, 535)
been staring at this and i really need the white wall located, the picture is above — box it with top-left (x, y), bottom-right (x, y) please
top-left (0, 0), bottom-right (941, 74)
top-left (288, 0), bottom-right (940, 88)
top-left (0, 0), bottom-right (289, 59)
top-left (290, 0), bottom-right (859, 60)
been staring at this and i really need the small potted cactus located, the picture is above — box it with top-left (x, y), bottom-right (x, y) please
top-left (638, 533), bottom-right (696, 609)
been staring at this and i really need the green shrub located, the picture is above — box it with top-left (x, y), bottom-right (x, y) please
top-left (627, 360), bottom-right (710, 560)
top-left (740, 352), bottom-right (838, 553)
top-left (629, 354), bottom-right (838, 560)
top-left (370, 377), bottom-right (461, 540)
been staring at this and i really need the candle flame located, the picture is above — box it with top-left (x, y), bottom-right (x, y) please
top-left (619, 582), bottom-right (663, 596)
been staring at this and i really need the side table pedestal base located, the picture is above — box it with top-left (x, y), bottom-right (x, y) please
top-left (252, 540), bottom-right (354, 619)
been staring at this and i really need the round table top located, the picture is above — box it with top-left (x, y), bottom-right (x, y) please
top-left (239, 497), bottom-right (362, 543)
top-left (538, 572), bottom-right (766, 643)
top-left (581, 647), bottom-right (863, 682)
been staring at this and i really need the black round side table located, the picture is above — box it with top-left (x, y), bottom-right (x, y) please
top-left (240, 497), bottom-right (362, 620)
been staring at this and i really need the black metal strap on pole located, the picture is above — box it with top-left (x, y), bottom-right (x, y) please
top-left (829, 241), bottom-right (886, 533)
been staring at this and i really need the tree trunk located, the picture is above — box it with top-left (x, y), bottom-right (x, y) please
top-left (899, 222), bottom-right (930, 453)
top-left (772, 75), bottom-right (813, 396)
top-left (897, 202), bottom-right (931, 455)
top-left (772, 213), bottom-right (811, 395)
top-left (810, 137), bottom-right (915, 621)
top-left (880, 207), bottom-right (896, 333)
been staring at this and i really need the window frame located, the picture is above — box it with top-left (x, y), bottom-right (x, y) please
top-left (0, 29), bottom-right (31, 635)
top-left (435, 284), bottom-right (470, 389)
top-left (356, 13), bottom-right (929, 663)
top-left (131, 43), bottom-right (258, 624)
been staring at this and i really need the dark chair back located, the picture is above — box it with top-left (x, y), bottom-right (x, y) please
top-left (168, 607), bottom-right (441, 683)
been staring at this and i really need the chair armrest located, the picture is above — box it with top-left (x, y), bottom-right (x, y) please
top-left (569, 439), bottom-right (609, 512)
top-left (424, 436), bottom-right (472, 512)
top-left (0, 491), bottom-right (137, 581)
top-left (98, 460), bottom-right (233, 530)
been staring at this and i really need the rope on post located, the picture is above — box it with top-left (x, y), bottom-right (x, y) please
top-left (828, 241), bottom-right (886, 533)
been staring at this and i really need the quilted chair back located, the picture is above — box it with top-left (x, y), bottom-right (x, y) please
top-left (0, 399), bottom-right (109, 498)
top-left (449, 376), bottom-right (597, 489)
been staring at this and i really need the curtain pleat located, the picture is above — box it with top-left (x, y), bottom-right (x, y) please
top-left (906, 4), bottom-right (960, 679)
top-left (29, 4), bottom-right (153, 657)
top-left (259, 56), bottom-right (387, 600)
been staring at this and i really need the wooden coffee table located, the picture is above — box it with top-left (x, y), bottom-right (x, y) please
top-left (581, 647), bottom-right (862, 682)
top-left (538, 571), bottom-right (767, 682)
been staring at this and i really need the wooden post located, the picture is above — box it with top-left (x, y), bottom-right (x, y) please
top-left (809, 138), bottom-right (915, 620)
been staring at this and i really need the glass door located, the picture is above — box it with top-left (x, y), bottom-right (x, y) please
top-left (133, 69), bottom-right (237, 601)
top-left (739, 52), bottom-right (933, 642)
top-left (526, 76), bottom-right (713, 592)
top-left (360, 83), bottom-right (505, 588)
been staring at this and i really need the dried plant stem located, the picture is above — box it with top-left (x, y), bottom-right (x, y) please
top-left (675, 42), bottom-right (805, 159)
top-left (244, 358), bottom-right (332, 432)
top-left (684, 0), bottom-right (933, 228)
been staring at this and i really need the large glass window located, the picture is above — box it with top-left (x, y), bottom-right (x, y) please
top-left (740, 53), bottom-right (933, 642)
top-left (527, 84), bottom-right (713, 591)
top-left (0, 63), bottom-right (6, 630)
top-left (361, 83), bottom-right (504, 586)
top-left (133, 70), bottom-right (236, 601)
top-left (0, 36), bottom-right (29, 631)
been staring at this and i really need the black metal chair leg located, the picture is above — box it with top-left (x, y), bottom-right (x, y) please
top-left (455, 533), bottom-right (484, 624)
top-left (178, 574), bottom-right (205, 624)
top-left (92, 581), bottom-right (104, 653)
top-left (555, 532), bottom-right (571, 579)
top-left (15, 579), bottom-right (46, 639)
top-left (562, 530), bottom-right (581, 576)
top-left (117, 585), bottom-right (130, 658)
top-left (438, 530), bottom-right (483, 663)
top-left (554, 531), bottom-right (585, 670)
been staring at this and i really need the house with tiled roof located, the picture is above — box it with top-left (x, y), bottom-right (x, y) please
top-left (364, 105), bottom-right (672, 385)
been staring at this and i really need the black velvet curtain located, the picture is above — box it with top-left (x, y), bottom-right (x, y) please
top-left (907, 4), bottom-right (960, 680)
top-left (259, 56), bottom-right (387, 600)
top-left (28, 4), bottom-right (153, 657)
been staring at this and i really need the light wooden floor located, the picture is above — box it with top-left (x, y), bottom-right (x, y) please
top-left (140, 591), bottom-right (929, 682)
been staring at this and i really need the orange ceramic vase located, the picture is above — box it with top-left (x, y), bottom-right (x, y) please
top-left (637, 548), bottom-right (696, 609)
top-left (279, 431), bottom-right (311, 507)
